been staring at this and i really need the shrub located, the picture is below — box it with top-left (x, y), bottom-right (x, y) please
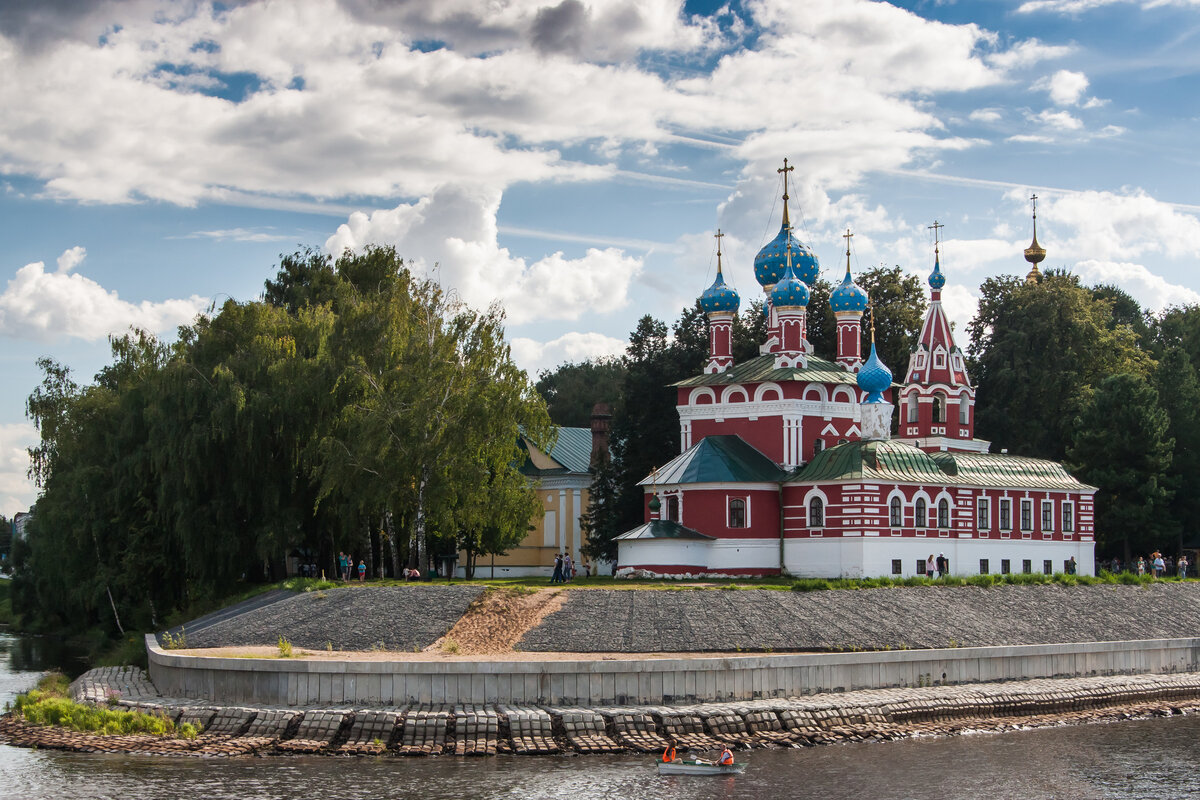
top-left (277, 636), bottom-right (293, 658)
top-left (790, 578), bottom-right (832, 592)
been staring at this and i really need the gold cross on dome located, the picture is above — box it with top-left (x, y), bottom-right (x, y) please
top-left (843, 228), bottom-right (853, 257)
top-left (777, 158), bottom-right (794, 199)
top-left (928, 220), bottom-right (944, 254)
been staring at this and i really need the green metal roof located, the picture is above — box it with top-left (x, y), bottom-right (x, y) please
top-left (640, 435), bottom-right (787, 486)
top-left (615, 519), bottom-right (715, 541)
top-left (791, 439), bottom-right (1094, 491)
top-left (520, 426), bottom-right (593, 476)
top-left (672, 353), bottom-right (861, 388)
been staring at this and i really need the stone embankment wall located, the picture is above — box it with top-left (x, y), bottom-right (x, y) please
top-left (148, 636), bottom-right (1200, 706)
top-left (6, 666), bottom-right (1200, 758)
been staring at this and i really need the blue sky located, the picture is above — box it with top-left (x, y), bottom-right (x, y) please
top-left (1, 0), bottom-right (1198, 515)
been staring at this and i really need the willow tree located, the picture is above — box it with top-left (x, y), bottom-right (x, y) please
top-left (319, 246), bottom-right (551, 575)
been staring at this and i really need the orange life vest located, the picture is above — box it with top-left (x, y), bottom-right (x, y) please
top-left (718, 749), bottom-right (733, 765)
top-left (663, 746), bottom-right (676, 762)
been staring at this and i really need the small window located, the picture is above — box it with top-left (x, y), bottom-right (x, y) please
top-left (977, 498), bottom-right (990, 530)
top-left (907, 393), bottom-right (918, 423)
top-left (1000, 499), bottom-right (1012, 530)
top-left (1020, 500), bottom-right (1033, 531)
top-left (938, 499), bottom-right (950, 528)
top-left (890, 497), bottom-right (902, 527)
top-left (809, 497), bottom-right (824, 528)
top-left (932, 397), bottom-right (944, 423)
top-left (813, 439), bottom-right (825, 457)
top-left (1001, 559), bottom-right (1011, 575)
top-left (891, 559), bottom-right (902, 576)
top-left (1043, 559), bottom-right (1053, 575)
top-left (1022, 559), bottom-right (1032, 574)
top-left (959, 396), bottom-right (969, 425)
top-left (666, 496), bottom-right (679, 523)
top-left (935, 352), bottom-right (946, 368)
top-left (1063, 503), bottom-right (1074, 532)
top-left (917, 559), bottom-right (927, 575)
top-left (915, 498), bottom-right (927, 528)
top-left (1041, 501), bottom-right (1053, 532)
top-left (728, 498), bottom-right (746, 528)
top-left (979, 559), bottom-right (989, 575)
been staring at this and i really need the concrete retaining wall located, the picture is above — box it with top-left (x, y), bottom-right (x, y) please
top-left (146, 635), bottom-right (1200, 707)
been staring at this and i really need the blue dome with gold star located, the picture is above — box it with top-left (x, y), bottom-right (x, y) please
top-left (929, 254), bottom-right (946, 290)
top-left (770, 263), bottom-right (809, 308)
top-left (699, 268), bottom-right (740, 314)
top-left (857, 343), bottom-right (893, 403)
top-left (755, 224), bottom-right (819, 287)
top-left (830, 266), bottom-right (869, 313)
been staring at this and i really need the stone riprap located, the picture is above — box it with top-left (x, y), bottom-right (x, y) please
top-left (517, 584), bottom-right (1200, 653)
top-left (9, 667), bottom-right (1200, 758)
top-left (182, 586), bottom-right (484, 652)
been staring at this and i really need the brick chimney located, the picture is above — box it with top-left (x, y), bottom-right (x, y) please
top-left (590, 402), bottom-right (612, 467)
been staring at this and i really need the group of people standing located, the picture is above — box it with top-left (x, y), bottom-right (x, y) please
top-left (551, 551), bottom-right (587, 583)
top-left (1117, 552), bottom-right (1190, 579)
top-left (337, 551), bottom-right (367, 582)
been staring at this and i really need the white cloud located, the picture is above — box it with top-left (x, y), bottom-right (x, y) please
top-left (1032, 109), bottom-right (1084, 130)
top-left (180, 227), bottom-right (296, 242)
top-left (509, 331), bottom-right (627, 375)
top-left (939, 283), bottom-right (979, 338)
top-left (1074, 259), bottom-right (1200, 310)
top-left (1029, 188), bottom-right (1200, 262)
top-left (0, 248), bottom-right (208, 341)
top-left (324, 185), bottom-right (643, 324)
top-left (0, 422), bottom-right (37, 517)
top-left (1034, 69), bottom-right (1089, 105)
top-left (983, 38), bottom-right (1073, 70)
top-left (969, 108), bottom-right (1003, 123)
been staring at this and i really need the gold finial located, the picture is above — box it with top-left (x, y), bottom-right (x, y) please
top-left (714, 229), bottom-right (724, 276)
top-left (1024, 193), bottom-right (1046, 283)
top-left (778, 158), bottom-right (794, 228)
top-left (928, 220), bottom-right (944, 256)
top-left (843, 228), bottom-right (853, 273)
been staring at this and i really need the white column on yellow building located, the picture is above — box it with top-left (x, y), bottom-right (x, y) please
top-left (557, 490), bottom-right (567, 550)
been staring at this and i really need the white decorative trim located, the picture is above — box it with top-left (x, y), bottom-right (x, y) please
top-left (677, 398), bottom-right (858, 422)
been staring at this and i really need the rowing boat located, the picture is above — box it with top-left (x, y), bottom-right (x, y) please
top-left (657, 759), bottom-right (746, 776)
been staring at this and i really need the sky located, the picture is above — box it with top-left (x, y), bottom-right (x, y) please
top-left (0, 0), bottom-right (1199, 516)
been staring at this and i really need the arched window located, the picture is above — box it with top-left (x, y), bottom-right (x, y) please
top-left (915, 498), bottom-right (927, 527)
top-left (959, 395), bottom-right (970, 425)
top-left (666, 496), bottom-right (679, 523)
top-left (938, 499), bottom-right (950, 528)
top-left (907, 393), bottom-right (918, 423)
top-left (932, 396), bottom-right (944, 423)
top-left (728, 498), bottom-right (746, 528)
top-left (809, 497), bottom-right (824, 528)
top-left (890, 497), bottom-right (902, 527)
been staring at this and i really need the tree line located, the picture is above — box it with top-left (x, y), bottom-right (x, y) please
top-left (551, 268), bottom-right (1200, 564)
top-left (11, 247), bottom-right (551, 635)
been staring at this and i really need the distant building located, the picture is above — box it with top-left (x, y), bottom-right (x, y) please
top-left (464, 404), bottom-right (611, 578)
top-left (12, 511), bottom-right (32, 542)
top-left (616, 169), bottom-right (1096, 579)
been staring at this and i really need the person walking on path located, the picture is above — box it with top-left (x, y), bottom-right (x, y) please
top-left (1153, 553), bottom-right (1165, 578)
top-left (550, 553), bottom-right (563, 584)
top-left (925, 554), bottom-right (936, 578)
top-left (1179, 555), bottom-right (1189, 578)
top-left (357, 559), bottom-right (366, 582)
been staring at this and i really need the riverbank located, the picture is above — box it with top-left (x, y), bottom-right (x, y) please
top-left (4, 668), bottom-right (1200, 758)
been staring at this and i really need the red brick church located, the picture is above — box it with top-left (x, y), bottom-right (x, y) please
top-left (615, 167), bottom-right (1096, 579)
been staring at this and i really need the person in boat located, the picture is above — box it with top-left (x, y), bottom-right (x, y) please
top-left (662, 745), bottom-right (678, 762)
top-left (718, 747), bottom-right (734, 766)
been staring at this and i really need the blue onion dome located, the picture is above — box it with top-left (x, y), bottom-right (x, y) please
top-left (699, 267), bottom-right (740, 314)
top-left (754, 224), bottom-right (819, 286)
top-left (857, 342), bottom-right (893, 402)
top-left (770, 261), bottom-right (809, 308)
top-left (928, 253), bottom-right (946, 290)
top-left (830, 265), bottom-right (869, 313)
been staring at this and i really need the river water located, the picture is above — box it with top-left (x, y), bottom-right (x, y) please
top-left (2, 630), bottom-right (1198, 799)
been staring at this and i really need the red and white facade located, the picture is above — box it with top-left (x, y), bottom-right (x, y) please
top-left (616, 229), bottom-right (1096, 579)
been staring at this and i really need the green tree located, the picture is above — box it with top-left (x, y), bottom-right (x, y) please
top-left (968, 271), bottom-right (1151, 461)
top-left (1067, 373), bottom-right (1174, 560)
top-left (858, 266), bottom-right (927, 377)
top-left (536, 359), bottom-right (625, 428)
top-left (1152, 346), bottom-right (1200, 551)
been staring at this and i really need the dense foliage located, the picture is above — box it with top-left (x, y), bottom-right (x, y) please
top-left (12, 247), bottom-right (550, 635)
